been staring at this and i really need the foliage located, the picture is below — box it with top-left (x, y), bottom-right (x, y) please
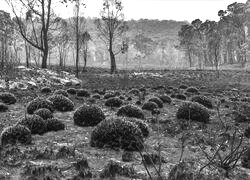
top-left (148, 97), bottom-right (164, 108)
top-left (20, 163), bottom-right (63, 180)
top-left (67, 88), bottom-right (77, 95)
top-left (241, 147), bottom-right (250, 169)
top-left (34, 108), bottom-right (53, 120)
top-left (128, 88), bottom-right (140, 95)
top-left (90, 117), bottom-right (144, 151)
top-left (77, 89), bottom-right (90, 97)
top-left (103, 92), bottom-right (116, 99)
top-left (122, 117), bottom-right (150, 138)
top-left (117, 105), bottom-right (145, 119)
top-left (53, 89), bottom-right (69, 97)
top-left (0, 103), bottom-right (8, 112)
top-left (26, 97), bottom-right (54, 114)
top-left (0, 124), bottom-right (32, 146)
top-left (45, 118), bottom-right (65, 132)
top-left (47, 94), bottom-right (74, 112)
top-left (158, 95), bottom-right (172, 104)
top-left (41, 86), bottom-right (52, 93)
top-left (92, 94), bottom-right (101, 99)
top-left (105, 97), bottom-right (123, 107)
top-left (95, 0), bottom-right (128, 74)
top-left (99, 159), bottom-right (137, 178)
top-left (191, 95), bottom-right (213, 109)
top-left (186, 87), bottom-right (199, 94)
top-left (0, 92), bottom-right (17, 104)
top-left (73, 104), bottom-right (105, 127)
top-left (175, 94), bottom-right (187, 101)
top-left (142, 101), bottom-right (158, 111)
top-left (17, 114), bottom-right (47, 135)
top-left (176, 101), bottom-right (210, 123)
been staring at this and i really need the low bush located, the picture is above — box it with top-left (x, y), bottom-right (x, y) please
top-left (47, 94), bottom-right (74, 112)
top-left (191, 95), bottom-right (213, 109)
top-left (17, 114), bottom-right (47, 135)
top-left (53, 89), bottom-right (69, 97)
top-left (105, 97), bottom-right (123, 108)
top-left (34, 108), bottom-right (53, 120)
top-left (26, 97), bottom-right (54, 114)
top-left (41, 86), bottom-right (52, 93)
top-left (74, 104), bottom-right (105, 127)
top-left (92, 94), bottom-right (101, 99)
top-left (67, 88), bottom-right (77, 95)
top-left (142, 101), bottom-right (158, 111)
top-left (90, 117), bottom-right (144, 151)
top-left (148, 97), bottom-right (164, 108)
top-left (77, 89), bottom-right (90, 97)
top-left (0, 125), bottom-right (32, 146)
top-left (176, 101), bottom-right (210, 123)
top-left (0, 103), bottom-right (8, 112)
top-left (0, 92), bottom-right (17, 104)
top-left (158, 95), bottom-right (172, 104)
top-left (186, 87), bottom-right (199, 94)
top-left (175, 94), bottom-right (187, 100)
top-left (45, 118), bottom-right (65, 132)
top-left (117, 105), bottom-right (144, 119)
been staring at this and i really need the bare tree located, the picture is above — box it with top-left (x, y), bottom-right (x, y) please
top-left (6, 0), bottom-right (57, 68)
top-left (95, 0), bottom-right (128, 74)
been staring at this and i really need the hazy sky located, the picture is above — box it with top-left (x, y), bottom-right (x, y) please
top-left (1, 0), bottom-right (247, 22)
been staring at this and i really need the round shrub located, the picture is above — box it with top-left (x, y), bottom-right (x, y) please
top-left (119, 96), bottom-right (125, 100)
top-left (104, 92), bottom-right (116, 99)
top-left (92, 94), bottom-right (101, 99)
top-left (47, 95), bottom-right (74, 112)
top-left (158, 95), bottom-right (172, 104)
top-left (26, 97), bottom-right (54, 114)
top-left (41, 86), bottom-right (52, 93)
top-left (186, 87), bottom-right (199, 94)
top-left (170, 94), bottom-right (176, 98)
top-left (114, 91), bottom-right (121, 96)
top-left (148, 97), bottom-right (163, 108)
top-left (125, 117), bottom-right (150, 138)
top-left (34, 108), bottom-right (53, 120)
top-left (179, 84), bottom-right (188, 89)
top-left (0, 92), bottom-right (17, 104)
top-left (241, 148), bottom-right (250, 169)
top-left (105, 97), bottom-right (123, 108)
top-left (191, 95), bottom-right (213, 109)
top-left (142, 101), bottom-right (158, 111)
top-left (117, 105), bottom-right (144, 119)
top-left (128, 88), bottom-right (140, 95)
top-left (90, 118), bottom-right (144, 151)
top-left (176, 101), bottom-right (210, 123)
top-left (77, 89), bottom-right (90, 97)
top-left (175, 94), bottom-right (187, 100)
top-left (67, 88), bottom-right (77, 95)
top-left (1, 125), bottom-right (32, 146)
top-left (0, 103), bottom-right (8, 112)
top-left (45, 118), bottom-right (65, 132)
top-left (54, 89), bottom-right (69, 97)
top-left (127, 97), bottom-right (132, 101)
top-left (17, 115), bottom-right (47, 135)
top-left (74, 104), bottom-right (105, 127)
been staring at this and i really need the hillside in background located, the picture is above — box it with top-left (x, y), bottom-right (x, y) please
top-left (45, 18), bottom-right (188, 70)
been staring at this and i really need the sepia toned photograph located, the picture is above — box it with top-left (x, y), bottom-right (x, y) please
top-left (0, 0), bottom-right (250, 179)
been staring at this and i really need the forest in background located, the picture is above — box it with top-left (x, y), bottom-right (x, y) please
top-left (1, 0), bottom-right (250, 74)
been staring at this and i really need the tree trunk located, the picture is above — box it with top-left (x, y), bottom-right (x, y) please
top-left (83, 49), bottom-right (87, 71)
top-left (42, 49), bottom-right (48, 68)
top-left (25, 41), bottom-right (29, 67)
top-left (110, 50), bottom-right (116, 74)
top-left (187, 51), bottom-right (192, 67)
top-left (75, 0), bottom-right (80, 78)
